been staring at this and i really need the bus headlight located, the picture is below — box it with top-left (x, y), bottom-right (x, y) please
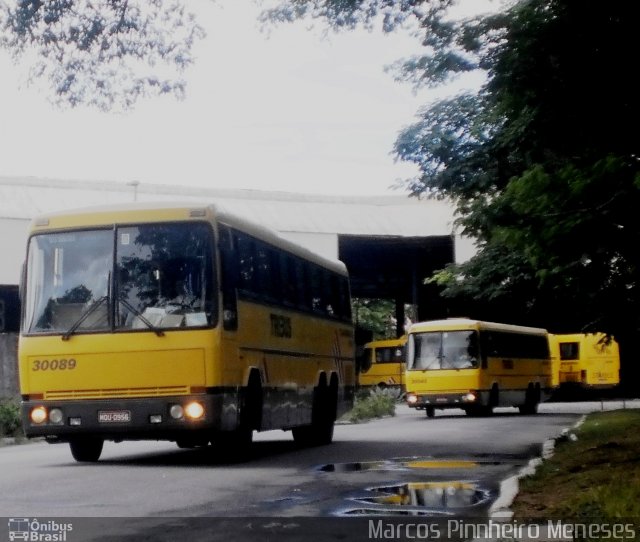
top-left (463, 392), bottom-right (477, 402)
top-left (170, 404), bottom-right (184, 420)
top-left (49, 408), bottom-right (64, 424)
top-left (406, 394), bottom-right (418, 405)
top-left (185, 402), bottom-right (205, 420)
top-left (30, 406), bottom-right (48, 424)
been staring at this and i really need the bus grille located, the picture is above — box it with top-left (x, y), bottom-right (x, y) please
top-left (44, 385), bottom-right (190, 400)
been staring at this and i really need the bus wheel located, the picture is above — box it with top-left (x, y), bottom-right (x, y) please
top-left (69, 437), bottom-right (104, 462)
top-left (425, 406), bottom-right (435, 418)
top-left (293, 379), bottom-right (335, 447)
top-left (176, 436), bottom-right (208, 449)
top-left (215, 428), bottom-right (252, 454)
top-left (489, 385), bottom-right (499, 410)
top-left (213, 373), bottom-right (261, 460)
top-left (243, 371), bottom-right (263, 432)
top-left (519, 385), bottom-right (539, 415)
top-left (465, 405), bottom-right (491, 417)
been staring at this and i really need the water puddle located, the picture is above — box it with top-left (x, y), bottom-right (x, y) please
top-left (358, 481), bottom-right (490, 508)
top-left (338, 481), bottom-right (492, 517)
top-left (318, 457), bottom-right (479, 473)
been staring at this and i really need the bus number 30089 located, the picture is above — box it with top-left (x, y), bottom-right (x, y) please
top-left (32, 359), bottom-right (77, 371)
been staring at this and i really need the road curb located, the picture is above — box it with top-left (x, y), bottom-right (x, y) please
top-left (489, 414), bottom-right (587, 518)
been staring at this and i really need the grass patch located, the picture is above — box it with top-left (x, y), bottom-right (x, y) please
top-left (511, 409), bottom-right (640, 524)
top-left (0, 399), bottom-right (22, 438)
top-left (344, 387), bottom-right (397, 423)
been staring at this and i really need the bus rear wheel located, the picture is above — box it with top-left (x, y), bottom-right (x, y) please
top-left (69, 437), bottom-right (104, 462)
top-left (464, 405), bottom-right (492, 417)
top-left (211, 428), bottom-right (253, 462)
top-left (519, 385), bottom-right (540, 415)
top-left (293, 378), bottom-right (336, 447)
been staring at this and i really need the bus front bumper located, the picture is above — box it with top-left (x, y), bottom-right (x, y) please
top-left (406, 391), bottom-right (481, 410)
top-left (20, 393), bottom-right (237, 441)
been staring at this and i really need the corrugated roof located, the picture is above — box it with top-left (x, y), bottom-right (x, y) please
top-left (0, 176), bottom-right (457, 237)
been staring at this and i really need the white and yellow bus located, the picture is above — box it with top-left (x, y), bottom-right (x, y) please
top-left (19, 202), bottom-right (355, 461)
top-left (549, 333), bottom-right (620, 390)
top-left (358, 336), bottom-right (406, 390)
top-left (405, 319), bottom-right (552, 417)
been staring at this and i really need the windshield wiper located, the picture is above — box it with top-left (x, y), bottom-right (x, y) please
top-left (61, 296), bottom-right (109, 341)
top-left (118, 297), bottom-right (165, 337)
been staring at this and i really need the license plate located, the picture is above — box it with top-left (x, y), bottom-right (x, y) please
top-left (98, 410), bottom-right (131, 423)
top-left (436, 398), bottom-right (447, 403)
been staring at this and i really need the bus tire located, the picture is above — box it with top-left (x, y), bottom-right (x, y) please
top-left (519, 384), bottom-right (539, 415)
top-left (69, 437), bottom-right (104, 462)
top-left (176, 436), bottom-right (208, 449)
top-left (213, 428), bottom-right (253, 461)
top-left (293, 377), bottom-right (335, 447)
top-left (489, 385), bottom-right (499, 410)
top-left (465, 404), bottom-right (492, 417)
top-left (425, 406), bottom-right (435, 418)
top-left (243, 370), bottom-right (263, 431)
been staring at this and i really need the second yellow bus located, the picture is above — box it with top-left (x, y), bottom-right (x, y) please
top-left (405, 319), bottom-right (552, 417)
top-left (358, 336), bottom-right (406, 390)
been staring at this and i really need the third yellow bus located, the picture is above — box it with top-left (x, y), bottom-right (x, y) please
top-left (549, 333), bottom-right (620, 389)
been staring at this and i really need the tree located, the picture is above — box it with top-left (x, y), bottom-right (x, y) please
top-left (0, 0), bottom-right (205, 110)
top-left (352, 298), bottom-right (397, 340)
top-left (397, 1), bottom-right (640, 339)
top-left (264, 0), bottom-right (640, 387)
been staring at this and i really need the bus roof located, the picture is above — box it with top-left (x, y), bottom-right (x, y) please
top-left (28, 201), bottom-right (348, 275)
top-left (363, 336), bottom-right (407, 349)
top-left (408, 318), bottom-right (548, 336)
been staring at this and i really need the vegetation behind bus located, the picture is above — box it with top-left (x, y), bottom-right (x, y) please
top-left (0, 399), bottom-right (21, 438)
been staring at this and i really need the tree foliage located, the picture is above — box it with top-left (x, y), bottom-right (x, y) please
top-left (352, 298), bottom-right (398, 339)
top-left (0, 0), bottom-right (204, 110)
top-left (399, 0), bottom-right (640, 340)
top-left (271, 0), bottom-right (640, 330)
top-left (265, 0), bottom-right (640, 384)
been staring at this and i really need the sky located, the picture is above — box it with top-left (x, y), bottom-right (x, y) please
top-left (0, 1), bottom-right (488, 197)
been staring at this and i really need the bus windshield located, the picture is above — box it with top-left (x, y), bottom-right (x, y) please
top-left (24, 222), bottom-right (215, 334)
top-left (408, 330), bottom-right (478, 370)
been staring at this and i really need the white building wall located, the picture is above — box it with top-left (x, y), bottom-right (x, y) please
top-left (279, 232), bottom-right (339, 261)
top-left (454, 234), bottom-right (478, 264)
top-left (0, 177), bottom-right (479, 285)
top-left (0, 217), bottom-right (29, 284)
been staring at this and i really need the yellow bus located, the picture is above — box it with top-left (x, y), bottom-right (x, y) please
top-left (549, 333), bottom-right (620, 389)
top-left (405, 319), bottom-right (552, 417)
top-left (19, 202), bottom-right (355, 461)
top-left (358, 336), bottom-right (406, 389)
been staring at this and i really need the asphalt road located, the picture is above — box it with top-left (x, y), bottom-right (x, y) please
top-left (2, 401), bottom-right (636, 541)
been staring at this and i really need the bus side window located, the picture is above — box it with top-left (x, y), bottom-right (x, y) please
top-left (297, 262), bottom-right (311, 311)
top-left (479, 332), bottom-right (489, 368)
top-left (559, 342), bottom-right (579, 360)
top-left (281, 254), bottom-right (297, 307)
top-left (219, 225), bottom-right (238, 331)
top-left (237, 233), bottom-right (256, 294)
top-left (359, 347), bottom-right (373, 373)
